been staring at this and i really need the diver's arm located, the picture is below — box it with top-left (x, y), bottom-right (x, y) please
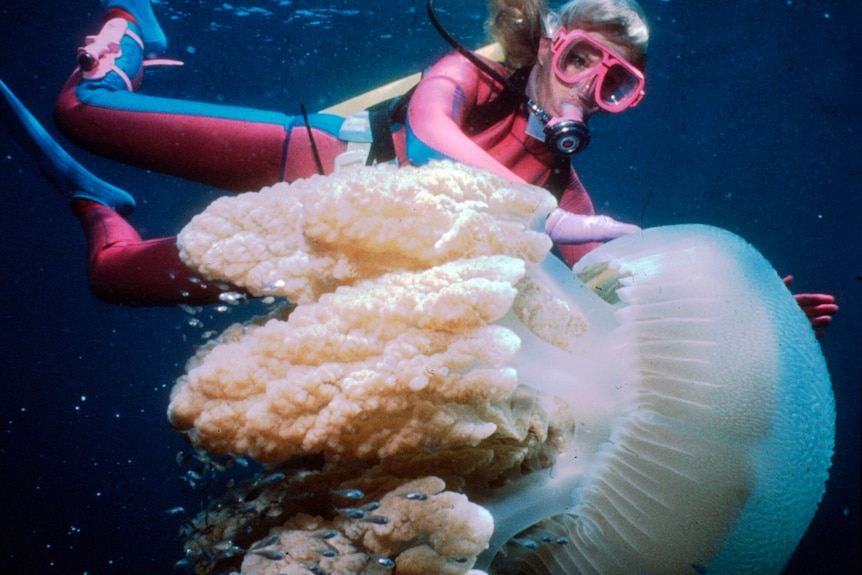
top-left (407, 53), bottom-right (525, 182)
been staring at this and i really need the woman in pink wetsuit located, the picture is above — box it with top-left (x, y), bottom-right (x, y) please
top-left (0, 0), bottom-right (838, 334)
top-left (35, 0), bottom-right (646, 305)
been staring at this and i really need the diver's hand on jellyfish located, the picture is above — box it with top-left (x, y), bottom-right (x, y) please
top-left (783, 275), bottom-right (839, 338)
top-left (167, 163), bottom-right (834, 575)
top-left (544, 208), bottom-right (641, 244)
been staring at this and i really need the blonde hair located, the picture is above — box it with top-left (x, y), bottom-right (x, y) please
top-left (486, 0), bottom-right (649, 70)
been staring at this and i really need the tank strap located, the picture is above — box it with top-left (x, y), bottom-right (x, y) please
top-left (365, 84), bottom-right (418, 165)
top-left (464, 66), bottom-right (532, 136)
top-left (545, 157), bottom-right (572, 200)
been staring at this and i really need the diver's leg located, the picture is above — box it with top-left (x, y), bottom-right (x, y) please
top-left (2, 77), bottom-right (237, 306)
top-left (73, 201), bottom-right (235, 306)
top-left (55, 3), bottom-right (347, 191)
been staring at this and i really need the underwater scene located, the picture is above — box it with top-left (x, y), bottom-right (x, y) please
top-left (0, 1), bottom-right (859, 574)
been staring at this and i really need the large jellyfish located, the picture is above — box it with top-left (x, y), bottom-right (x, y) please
top-left (168, 162), bottom-right (833, 575)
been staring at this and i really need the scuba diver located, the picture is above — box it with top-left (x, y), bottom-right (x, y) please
top-left (0, 0), bottom-right (838, 335)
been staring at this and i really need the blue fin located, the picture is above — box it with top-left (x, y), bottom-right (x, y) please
top-left (0, 78), bottom-right (135, 215)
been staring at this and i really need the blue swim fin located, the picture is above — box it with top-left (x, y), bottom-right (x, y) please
top-left (0, 78), bottom-right (135, 215)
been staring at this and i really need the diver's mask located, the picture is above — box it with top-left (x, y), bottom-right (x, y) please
top-left (525, 29), bottom-right (645, 156)
top-left (550, 29), bottom-right (645, 112)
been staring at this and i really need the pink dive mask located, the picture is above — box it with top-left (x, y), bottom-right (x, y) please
top-left (550, 29), bottom-right (645, 112)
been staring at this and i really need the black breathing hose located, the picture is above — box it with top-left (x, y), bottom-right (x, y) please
top-left (425, 0), bottom-right (551, 123)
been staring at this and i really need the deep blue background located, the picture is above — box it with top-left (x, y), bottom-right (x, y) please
top-left (1, 1), bottom-right (859, 573)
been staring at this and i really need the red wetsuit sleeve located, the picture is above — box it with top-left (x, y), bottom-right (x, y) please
top-left (408, 53), bottom-right (527, 183)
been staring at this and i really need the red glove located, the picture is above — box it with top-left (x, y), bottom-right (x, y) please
top-left (783, 275), bottom-right (838, 339)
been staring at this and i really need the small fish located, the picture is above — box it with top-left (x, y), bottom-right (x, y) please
top-left (251, 549), bottom-right (286, 561)
top-left (513, 537), bottom-right (539, 549)
top-left (362, 501), bottom-right (381, 512)
top-left (178, 304), bottom-right (198, 316)
top-left (175, 451), bottom-right (191, 467)
top-left (229, 503), bottom-right (259, 516)
top-left (264, 506), bottom-right (284, 518)
top-left (186, 470), bottom-right (205, 481)
top-left (164, 506), bottom-right (185, 516)
top-left (404, 491), bottom-right (428, 501)
top-left (173, 556), bottom-right (197, 569)
top-left (331, 488), bottom-right (365, 500)
top-left (374, 555), bottom-right (395, 569)
top-left (255, 471), bottom-right (286, 487)
top-left (218, 291), bottom-right (246, 305)
top-left (689, 563), bottom-right (708, 574)
top-left (362, 515), bottom-right (390, 525)
top-left (178, 475), bottom-right (196, 489)
top-left (215, 545), bottom-right (244, 559)
top-left (336, 507), bottom-right (366, 520)
top-left (321, 548), bottom-right (338, 558)
top-left (249, 532), bottom-right (281, 550)
top-left (212, 540), bottom-right (236, 553)
top-left (318, 529), bottom-right (339, 540)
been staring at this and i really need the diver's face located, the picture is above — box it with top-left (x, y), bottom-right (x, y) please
top-left (528, 31), bottom-right (640, 122)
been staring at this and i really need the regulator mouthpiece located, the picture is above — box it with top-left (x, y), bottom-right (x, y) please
top-left (544, 102), bottom-right (590, 157)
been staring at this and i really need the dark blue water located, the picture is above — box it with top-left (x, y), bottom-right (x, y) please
top-left (1, 1), bottom-right (858, 573)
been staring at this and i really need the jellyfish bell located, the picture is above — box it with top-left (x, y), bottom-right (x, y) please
top-left (480, 224), bottom-right (835, 574)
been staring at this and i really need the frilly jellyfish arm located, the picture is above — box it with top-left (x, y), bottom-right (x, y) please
top-left (478, 224), bottom-right (834, 575)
